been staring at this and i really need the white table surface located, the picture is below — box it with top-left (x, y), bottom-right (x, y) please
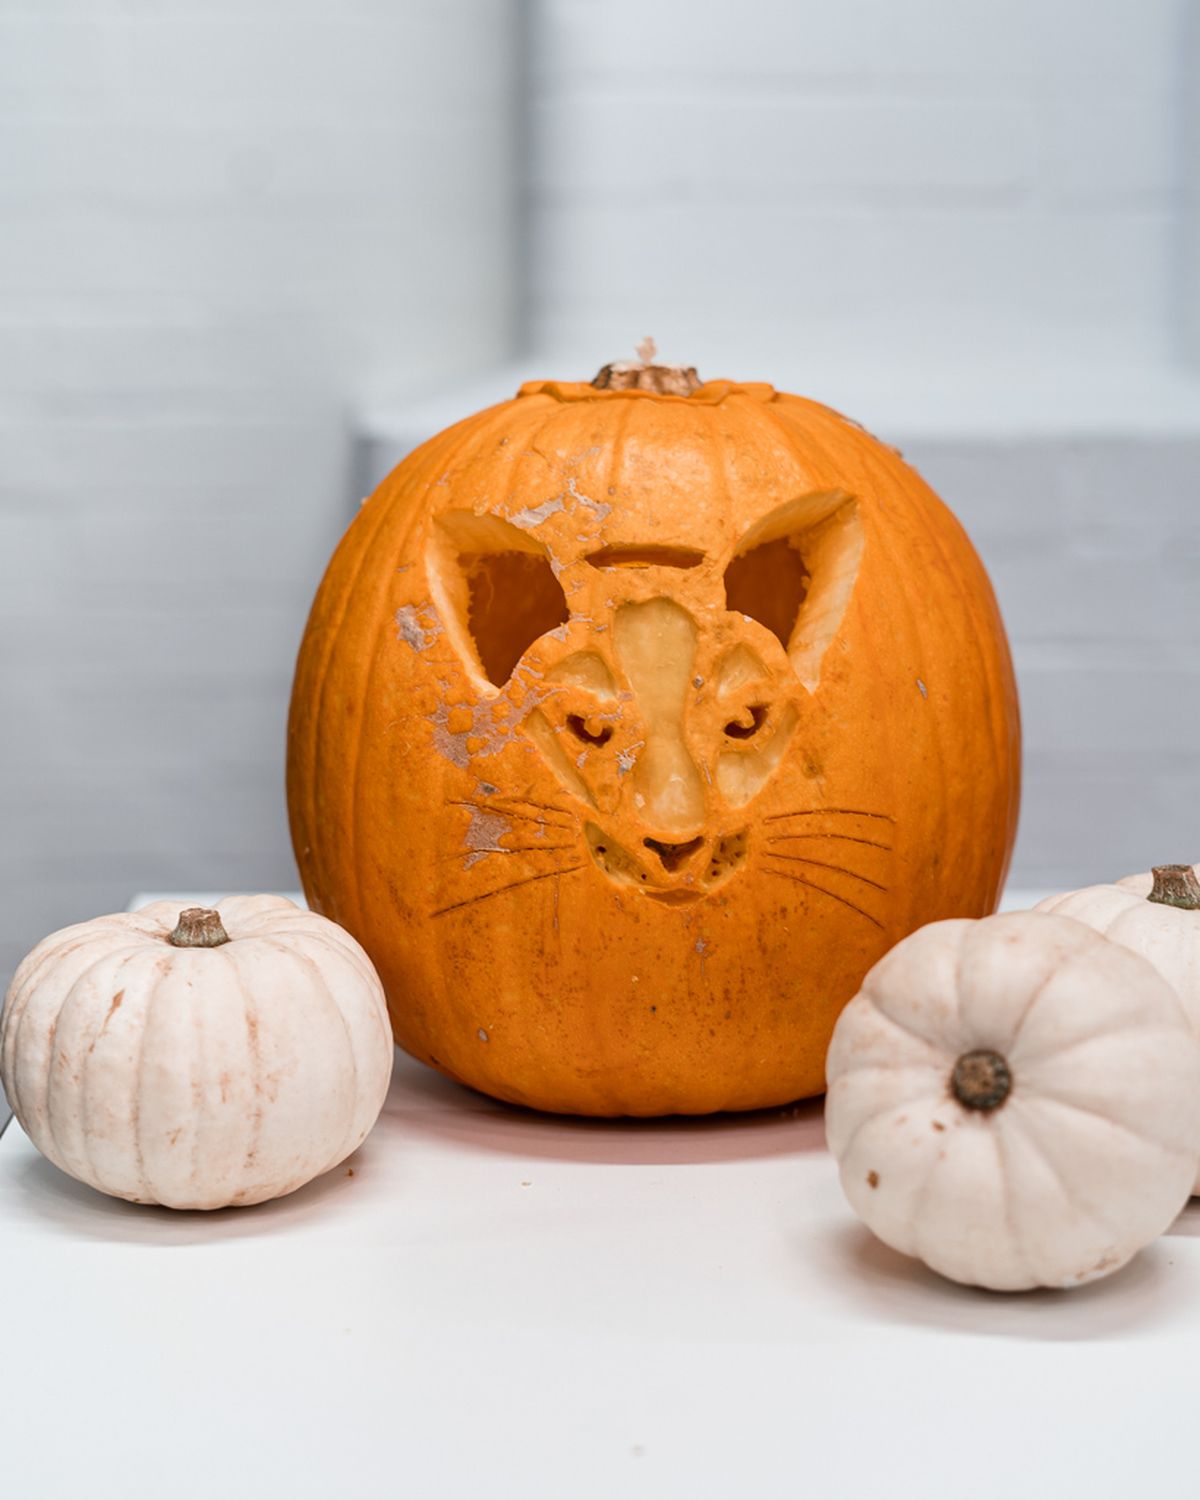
top-left (6, 888), bottom-right (1195, 1500)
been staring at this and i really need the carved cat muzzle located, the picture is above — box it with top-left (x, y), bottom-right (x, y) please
top-left (427, 490), bottom-right (863, 903)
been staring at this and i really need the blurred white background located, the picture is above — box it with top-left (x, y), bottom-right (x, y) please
top-left (3, 0), bottom-right (1199, 994)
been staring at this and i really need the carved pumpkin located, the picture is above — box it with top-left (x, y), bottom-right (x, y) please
top-left (287, 355), bottom-right (1020, 1115)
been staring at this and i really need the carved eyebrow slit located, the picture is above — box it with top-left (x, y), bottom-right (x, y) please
top-left (583, 544), bottom-right (705, 570)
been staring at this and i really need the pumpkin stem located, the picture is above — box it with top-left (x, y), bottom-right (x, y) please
top-left (1148, 865), bottom-right (1200, 911)
top-left (167, 907), bottom-right (231, 948)
top-left (592, 337), bottom-right (701, 396)
top-left (951, 1049), bottom-right (1012, 1112)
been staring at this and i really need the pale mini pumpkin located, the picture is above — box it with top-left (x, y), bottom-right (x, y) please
top-left (1037, 863), bottom-right (1200, 1193)
top-left (825, 912), bottom-right (1200, 1291)
top-left (288, 350), bottom-right (1020, 1116)
top-left (0, 897), bottom-right (394, 1210)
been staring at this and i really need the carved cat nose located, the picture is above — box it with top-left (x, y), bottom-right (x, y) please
top-left (643, 836), bottom-right (704, 874)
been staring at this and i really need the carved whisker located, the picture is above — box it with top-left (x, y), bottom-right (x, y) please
top-left (762, 867), bottom-right (884, 929)
top-left (437, 844), bottom-right (578, 863)
top-left (432, 865), bottom-right (585, 918)
top-left (764, 808), bottom-right (895, 824)
top-left (448, 800), bottom-right (575, 831)
top-left (488, 795), bottom-right (573, 816)
top-left (763, 853), bottom-right (889, 892)
top-left (486, 804), bottom-right (577, 828)
top-left (765, 832), bottom-right (892, 852)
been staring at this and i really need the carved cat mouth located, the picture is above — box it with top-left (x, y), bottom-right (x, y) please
top-left (585, 823), bottom-right (748, 901)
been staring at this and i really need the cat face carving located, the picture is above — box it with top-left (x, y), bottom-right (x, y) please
top-left (427, 491), bottom-right (863, 903)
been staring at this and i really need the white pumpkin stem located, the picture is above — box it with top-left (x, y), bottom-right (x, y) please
top-left (592, 338), bottom-right (701, 396)
top-left (167, 907), bottom-right (231, 948)
top-left (951, 1049), bottom-right (1012, 1112)
top-left (1148, 865), bottom-right (1200, 911)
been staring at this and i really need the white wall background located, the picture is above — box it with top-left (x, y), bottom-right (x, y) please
top-left (529, 0), bottom-right (1191, 375)
top-left (0, 0), bottom-right (523, 988)
top-left (3, 0), bottom-right (1200, 1015)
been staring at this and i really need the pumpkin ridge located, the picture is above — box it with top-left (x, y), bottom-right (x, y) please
top-left (129, 951), bottom-right (160, 1203)
top-left (1000, 958), bottom-right (1062, 1053)
top-left (38, 940), bottom-right (148, 1155)
top-left (878, 434), bottom-right (1017, 910)
top-left (3, 937), bottom-right (77, 1128)
top-left (1023, 1087), bottom-right (1199, 1159)
top-left (913, 479), bottom-right (1016, 900)
top-left (292, 476), bottom-right (402, 919)
top-left (1, 930), bottom-right (101, 1094)
top-left (1011, 1011), bottom-right (1194, 1067)
top-left (783, 392), bottom-right (1017, 909)
top-left (1000, 1100), bottom-right (1129, 1247)
top-left (603, 387), bottom-right (638, 528)
top-left (343, 400), bottom-right (524, 937)
top-left (988, 1117), bottom-right (1041, 1288)
top-left (268, 919), bottom-right (387, 999)
top-left (187, 947), bottom-right (206, 1204)
top-left (0, 955), bottom-right (41, 1128)
top-left (864, 985), bottom-right (957, 1055)
top-left (14, 948), bottom-right (69, 1146)
top-left (907, 1125), bottom-right (949, 1270)
top-left (865, 440), bottom-right (960, 904)
top-left (292, 398), bottom-right (515, 925)
top-left (828, 1075), bottom-right (944, 1162)
top-left (226, 949), bottom-right (264, 1196)
top-left (855, 434), bottom-right (972, 910)
top-left (262, 936), bottom-right (363, 1179)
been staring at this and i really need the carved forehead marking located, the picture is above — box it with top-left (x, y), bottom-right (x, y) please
top-left (612, 598), bottom-right (705, 837)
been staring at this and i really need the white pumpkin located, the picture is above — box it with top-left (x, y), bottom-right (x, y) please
top-left (0, 896), bottom-right (394, 1210)
top-left (825, 911), bottom-right (1200, 1291)
top-left (1036, 863), bottom-right (1200, 1194)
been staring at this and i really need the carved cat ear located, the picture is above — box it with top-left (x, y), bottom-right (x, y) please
top-left (723, 491), bottom-right (862, 691)
top-left (427, 510), bottom-right (568, 689)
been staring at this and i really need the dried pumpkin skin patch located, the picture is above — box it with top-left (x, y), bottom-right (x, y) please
top-left (287, 363), bottom-right (1019, 1116)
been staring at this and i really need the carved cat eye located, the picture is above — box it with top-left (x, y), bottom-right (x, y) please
top-left (724, 704), bottom-right (768, 740)
top-left (567, 714), bottom-right (613, 747)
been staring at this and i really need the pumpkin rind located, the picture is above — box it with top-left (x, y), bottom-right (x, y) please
top-left (287, 378), bottom-right (1020, 1116)
top-left (825, 912), bottom-right (1200, 1290)
top-left (0, 896), bottom-right (394, 1209)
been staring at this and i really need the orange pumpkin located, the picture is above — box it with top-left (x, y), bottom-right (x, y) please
top-left (287, 358), bottom-right (1020, 1116)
